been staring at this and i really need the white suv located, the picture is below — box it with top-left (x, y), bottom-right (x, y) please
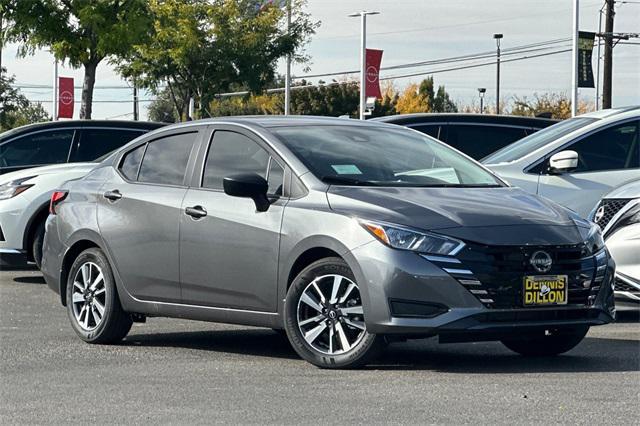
top-left (483, 106), bottom-right (640, 218)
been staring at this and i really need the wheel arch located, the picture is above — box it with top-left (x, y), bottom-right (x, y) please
top-left (22, 201), bottom-right (50, 260)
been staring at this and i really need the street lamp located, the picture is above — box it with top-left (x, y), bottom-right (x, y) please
top-left (493, 33), bottom-right (503, 115)
top-left (348, 10), bottom-right (380, 120)
top-left (478, 88), bottom-right (486, 114)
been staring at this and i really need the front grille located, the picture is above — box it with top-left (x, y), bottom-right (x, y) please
top-left (594, 199), bottom-right (630, 229)
top-left (614, 277), bottom-right (640, 293)
top-left (451, 243), bottom-right (600, 309)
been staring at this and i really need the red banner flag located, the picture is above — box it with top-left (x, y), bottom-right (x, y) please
top-left (365, 49), bottom-right (383, 99)
top-left (58, 77), bottom-right (74, 119)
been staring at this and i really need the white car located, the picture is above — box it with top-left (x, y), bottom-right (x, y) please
top-left (0, 162), bottom-right (98, 268)
top-left (590, 179), bottom-right (640, 309)
top-left (483, 106), bottom-right (640, 218)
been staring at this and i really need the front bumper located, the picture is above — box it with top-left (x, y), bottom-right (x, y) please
top-left (349, 241), bottom-right (616, 339)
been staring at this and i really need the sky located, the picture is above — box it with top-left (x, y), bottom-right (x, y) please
top-left (3, 0), bottom-right (639, 120)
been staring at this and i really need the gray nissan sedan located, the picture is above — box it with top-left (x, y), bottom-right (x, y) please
top-left (41, 116), bottom-right (615, 368)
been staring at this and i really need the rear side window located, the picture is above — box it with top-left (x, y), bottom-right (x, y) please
top-left (203, 131), bottom-right (270, 190)
top-left (410, 125), bottom-right (441, 140)
top-left (74, 128), bottom-right (144, 161)
top-left (119, 144), bottom-right (146, 180)
top-left (138, 132), bottom-right (197, 185)
top-left (444, 124), bottom-right (528, 160)
top-left (0, 130), bottom-right (74, 167)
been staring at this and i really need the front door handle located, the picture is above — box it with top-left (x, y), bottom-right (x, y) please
top-left (103, 190), bottom-right (122, 201)
top-left (185, 205), bottom-right (207, 219)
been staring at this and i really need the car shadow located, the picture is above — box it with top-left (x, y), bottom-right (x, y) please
top-left (124, 326), bottom-right (639, 373)
top-left (12, 275), bottom-right (46, 285)
top-left (123, 329), bottom-right (299, 360)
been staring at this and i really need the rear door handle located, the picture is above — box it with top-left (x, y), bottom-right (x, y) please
top-left (185, 205), bottom-right (207, 219)
top-left (103, 190), bottom-right (122, 201)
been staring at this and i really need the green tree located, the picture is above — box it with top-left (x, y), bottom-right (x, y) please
top-left (5, 0), bottom-right (152, 119)
top-left (418, 76), bottom-right (457, 113)
top-left (121, 0), bottom-right (317, 120)
top-left (1, 69), bottom-right (49, 130)
top-left (510, 92), bottom-right (591, 119)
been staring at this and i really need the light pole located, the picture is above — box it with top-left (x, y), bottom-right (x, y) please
top-left (571, 0), bottom-right (579, 117)
top-left (348, 10), bottom-right (380, 120)
top-left (493, 33), bottom-right (503, 115)
top-left (52, 56), bottom-right (58, 121)
top-left (478, 88), bottom-right (486, 114)
top-left (284, 0), bottom-right (291, 115)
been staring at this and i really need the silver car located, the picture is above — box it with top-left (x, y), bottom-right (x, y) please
top-left (41, 117), bottom-right (615, 368)
top-left (590, 180), bottom-right (640, 309)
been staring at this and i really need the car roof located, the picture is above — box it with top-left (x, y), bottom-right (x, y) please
top-left (579, 105), bottom-right (640, 120)
top-left (371, 113), bottom-right (558, 127)
top-left (0, 120), bottom-right (165, 141)
top-left (160, 115), bottom-right (394, 131)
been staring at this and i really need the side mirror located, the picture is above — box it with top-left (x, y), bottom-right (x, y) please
top-left (548, 150), bottom-right (578, 174)
top-left (223, 173), bottom-right (270, 212)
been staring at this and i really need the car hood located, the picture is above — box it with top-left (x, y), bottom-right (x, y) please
top-left (327, 186), bottom-right (587, 245)
top-left (0, 162), bottom-right (97, 184)
top-left (602, 179), bottom-right (640, 199)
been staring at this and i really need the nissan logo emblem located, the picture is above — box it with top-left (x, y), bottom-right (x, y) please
top-left (594, 205), bottom-right (606, 224)
top-left (530, 250), bottom-right (553, 273)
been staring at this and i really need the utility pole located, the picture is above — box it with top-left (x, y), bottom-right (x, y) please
top-left (349, 10), bottom-right (380, 120)
top-left (595, 3), bottom-right (605, 110)
top-left (571, 0), bottom-right (579, 117)
top-left (133, 79), bottom-right (139, 121)
top-left (284, 0), bottom-right (291, 115)
top-left (493, 34), bottom-right (503, 114)
top-left (602, 0), bottom-right (615, 109)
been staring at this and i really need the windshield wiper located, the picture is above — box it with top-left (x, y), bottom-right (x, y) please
top-left (320, 176), bottom-right (380, 186)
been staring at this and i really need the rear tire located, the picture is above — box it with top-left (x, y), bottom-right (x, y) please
top-left (66, 248), bottom-right (132, 344)
top-left (32, 221), bottom-right (45, 270)
top-left (284, 257), bottom-right (385, 369)
top-left (501, 326), bottom-right (589, 356)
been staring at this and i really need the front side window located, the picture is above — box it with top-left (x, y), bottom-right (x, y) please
top-left (271, 125), bottom-right (502, 187)
top-left (137, 132), bottom-right (197, 185)
top-left (75, 129), bottom-right (144, 161)
top-left (0, 130), bottom-right (74, 167)
top-left (483, 117), bottom-right (597, 164)
top-left (202, 131), bottom-right (270, 190)
top-left (567, 121), bottom-right (639, 172)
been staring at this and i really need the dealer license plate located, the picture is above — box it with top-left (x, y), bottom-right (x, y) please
top-left (523, 275), bottom-right (568, 306)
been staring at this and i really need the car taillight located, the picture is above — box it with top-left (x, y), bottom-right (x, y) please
top-left (49, 191), bottom-right (68, 215)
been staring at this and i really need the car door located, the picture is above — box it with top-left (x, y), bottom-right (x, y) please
top-left (179, 126), bottom-right (286, 311)
top-left (0, 129), bottom-right (76, 174)
top-left (97, 129), bottom-right (200, 302)
top-left (537, 120), bottom-right (640, 217)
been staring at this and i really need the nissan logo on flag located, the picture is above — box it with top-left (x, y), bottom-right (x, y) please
top-left (365, 49), bottom-right (383, 99)
top-left (58, 77), bottom-right (74, 119)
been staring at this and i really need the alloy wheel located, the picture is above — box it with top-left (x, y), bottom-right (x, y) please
top-left (296, 274), bottom-right (366, 355)
top-left (71, 262), bottom-right (107, 331)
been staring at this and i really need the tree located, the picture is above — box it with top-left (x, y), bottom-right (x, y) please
top-left (395, 83), bottom-right (429, 114)
top-left (1, 68), bottom-right (49, 130)
top-left (510, 93), bottom-right (591, 119)
top-left (6, 0), bottom-right (152, 119)
top-left (419, 76), bottom-right (457, 113)
top-left (146, 87), bottom-right (181, 123)
top-left (121, 0), bottom-right (317, 120)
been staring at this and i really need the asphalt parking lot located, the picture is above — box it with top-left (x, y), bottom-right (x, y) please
top-left (1, 267), bottom-right (638, 425)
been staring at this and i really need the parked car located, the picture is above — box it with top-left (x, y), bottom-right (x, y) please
top-left (0, 122), bottom-right (165, 268)
top-left (483, 106), bottom-right (640, 218)
top-left (589, 179), bottom-right (640, 309)
top-left (372, 113), bottom-right (558, 160)
top-left (42, 116), bottom-right (615, 369)
top-left (0, 120), bottom-right (164, 174)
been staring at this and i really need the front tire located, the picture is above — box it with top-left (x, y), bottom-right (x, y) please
top-left (501, 326), bottom-right (589, 356)
top-left (284, 257), bottom-right (384, 368)
top-left (31, 221), bottom-right (45, 270)
top-left (66, 248), bottom-right (132, 344)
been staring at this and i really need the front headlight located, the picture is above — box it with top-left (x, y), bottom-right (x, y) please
top-left (583, 222), bottom-right (605, 255)
top-left (360, 220), bottom-right (465, 255)
top-left (0, 176), bottom-right (36, 200)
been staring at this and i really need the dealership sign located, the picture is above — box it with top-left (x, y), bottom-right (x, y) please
top-left (365, 49), bottom-right (383, 99)
top-left (578, 31), bottom-right (596, 88)
top-left (58, 77), bottom-right (74, 119)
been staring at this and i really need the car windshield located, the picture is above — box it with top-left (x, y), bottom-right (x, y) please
top-left (270, 125), bottom-right (503, 187)
top-left (482, 117), bottom-right (598, 164)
